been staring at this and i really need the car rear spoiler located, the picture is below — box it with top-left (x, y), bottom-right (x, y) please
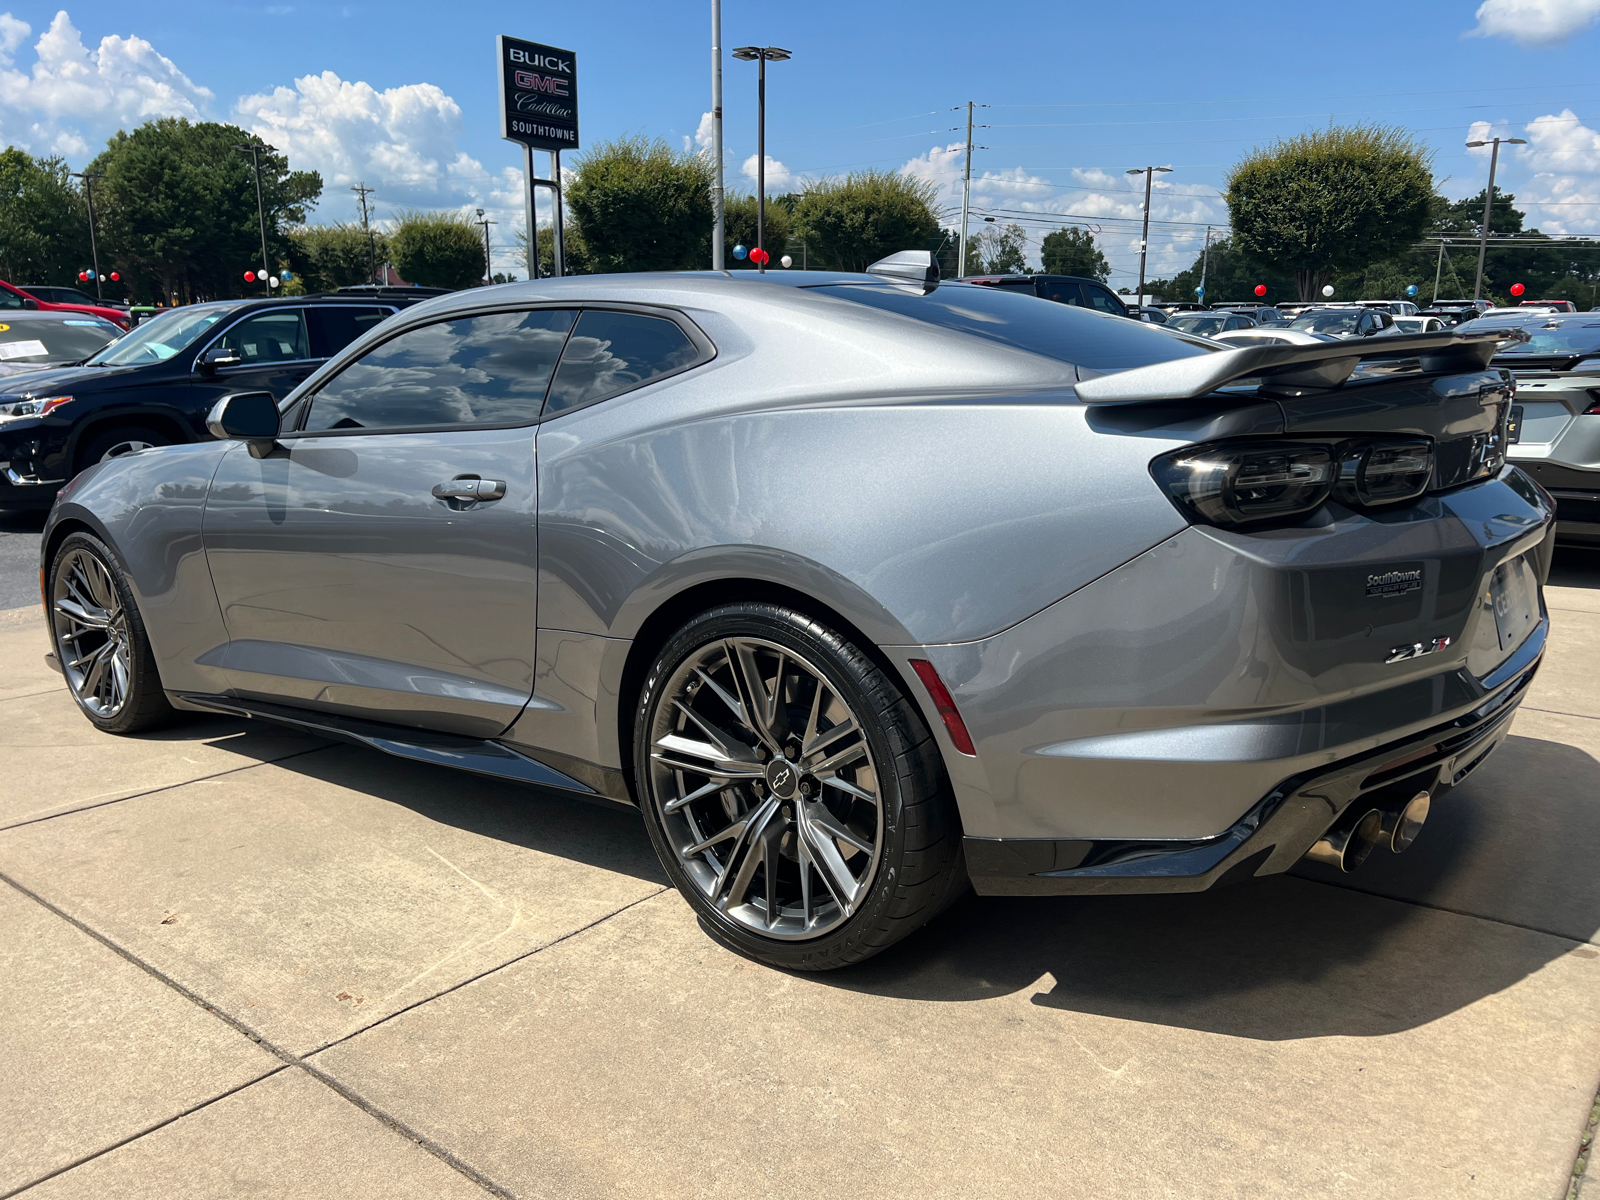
top-left (1074, 329), bottom-right (1520, 405)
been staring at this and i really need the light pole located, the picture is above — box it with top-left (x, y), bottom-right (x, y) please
top-left (1125, 166), bottom-right (1172, 307)
top-left (732, 45), bottom-right (791, 274)
top-left (1464, 135), bottom-right (1526, 301)
top-left (69, 171), bottom-right (105, 299)
top-left (475, 208), bottom-right (495, 282)
top-left (711, 0), bottom-right (725, 271)
top-left (233, 141), bottom-right (276, 294)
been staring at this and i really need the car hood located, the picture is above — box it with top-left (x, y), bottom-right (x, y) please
top-left (0, 358), bottom-right (82, 378)
top-left (0, 362), bottom-right (143, 394)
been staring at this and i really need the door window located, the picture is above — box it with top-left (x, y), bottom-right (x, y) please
top-left (308, 306), bottom-right (393, 359)
top-left (300, 308), bottom-right (577, 433)
top-left (543, 310), bottom-right (700, 417)
top-left (1040, 282), bottom-right (1085, 306)
top-left (0, 288), bottom-right (26, 310)
top-left (1082, 286), bottom-right (1126, 315)
top-left (217, 309), bottom-right (309, 364)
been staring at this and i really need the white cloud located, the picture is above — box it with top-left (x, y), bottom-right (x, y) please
top-left (0, 10), bottom-right (212, 156)
top-left (1466, 0), bottom-right (1600, 47)
top-left (1521, 109), bottom-right (1600, 174)
top-left (741, 153), bottom-right (796, 192)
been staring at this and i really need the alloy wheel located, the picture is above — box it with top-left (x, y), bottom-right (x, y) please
top-left (99, 439), bottom-right (155, 461)
top-left (647, 636), bottom-right (884, 941)
top-left (51, 547), bottom-right (132, 718)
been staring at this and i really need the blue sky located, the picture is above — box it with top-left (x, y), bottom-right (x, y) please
top-left (3, 0), bottom-right (1599, 284)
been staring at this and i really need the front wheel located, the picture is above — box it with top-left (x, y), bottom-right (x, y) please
top-left (634, 602), bottom-right (965, 970)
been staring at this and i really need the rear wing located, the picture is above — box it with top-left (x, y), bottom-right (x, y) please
top-left (1074, 329), bottom-right (1519, 405)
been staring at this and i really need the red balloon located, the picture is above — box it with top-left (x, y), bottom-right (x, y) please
top-left (1510, 282), bottom-right (1525, 296)
top-left (78, 271), bottom-right (88, 281)
top-left (109, 272), bottom-right (120, 282)
top-left (244, 270), bottom-right (256, 283)
top-left (1254, 284), bottom-right (1267, 297)
top-left (751, 247), bottom-right (769, 265)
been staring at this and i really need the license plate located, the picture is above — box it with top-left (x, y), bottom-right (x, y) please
top-left (1490, 555), bottom-right (1538, 653)
top-left (1507, 405), bottom-right (1523, 444)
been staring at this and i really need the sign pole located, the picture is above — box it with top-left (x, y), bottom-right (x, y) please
top-left (524, 143), bottom-right (540, 281)
top-left (551, 150), bottom-right (564, 277)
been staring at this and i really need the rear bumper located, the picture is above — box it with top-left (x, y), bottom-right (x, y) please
top-left (1512, 461), bottom-right (1600, 544)
top-left (966, 626), bottom-right (1540, 896)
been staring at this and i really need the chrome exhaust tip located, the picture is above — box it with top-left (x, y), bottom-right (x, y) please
top-left (1305, 808), bottom-right (1384, 873)
top-left (1379, 790), bottom-right (1431, 853)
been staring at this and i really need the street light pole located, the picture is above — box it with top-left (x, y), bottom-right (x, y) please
top-left (475, 208), bottom-right (495, 283)
top-left (1126, 165), bottom-right (1172, 307)
top-left (732, 46), bottom-right (790, 275)
top-left (711, 0), bottom-right (724, 271)
top-left (1197, 225), bottom-right (1213, 304)
top-left (351, 182), bottom-right (378, 285)
top-left (233, 141), bottom-right (276, 294)
top-left (69, 172), bottom-right (105, 299)
top-left (1464, 135), bottom-right (1526, 301)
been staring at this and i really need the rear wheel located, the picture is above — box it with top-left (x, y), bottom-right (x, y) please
top-left (634, 602), bottom-right (965, 969)
top-left (78, 425), bottom-right (171, 470)
top-left (48, 531), bottom-right (174, 734)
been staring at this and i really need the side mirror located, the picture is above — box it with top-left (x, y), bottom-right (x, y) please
top-left (197, 346), bottom-right (243, 374)
top-left (21, 298), bottom-right (38, 310)
top-left (206, 391), bottom-right (280, 459)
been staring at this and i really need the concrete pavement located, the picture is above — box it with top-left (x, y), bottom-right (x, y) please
top-left (1, 550), bottom-right (1598, 1198)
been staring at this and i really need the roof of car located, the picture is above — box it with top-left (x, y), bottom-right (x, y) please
top-left (0, 309), bottom-right (120, 323)
top-left (957, 273), bottom-right (1107, 285)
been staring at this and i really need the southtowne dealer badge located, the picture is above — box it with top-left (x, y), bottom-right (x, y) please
top-left (498, 35), bottom-right (579, 152)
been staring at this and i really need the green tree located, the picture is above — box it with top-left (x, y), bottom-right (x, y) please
top-left (1040, 226), bottom-right (1108, 280)
top-left (286, 222), bottom-right (389, 293)
top-left (1143, 236), bottom-right (1297, 305)
top-left (1226, 125), bottom-right (1434, 301)
top-left (792, 171), bottom-right (940, 273)
top-left (388, 210), bottom-right (487, 290)
top-left (564, 135), bottom-right (712, 273)
top-left (721, 192), bottom-right (792, 269)
top-left (0, 149), bottom-right (90, 285)
top-left (512, 222), bottom-right (591, 277)
top-left (965, 221), bottom-right (1029, 274)
top-left (89, 118), bottom-right (321, 303)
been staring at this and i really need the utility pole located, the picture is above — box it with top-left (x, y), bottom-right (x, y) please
top-left (69, 171), bottom-right (105, 299)
top-left (475, 209), bottom-right (496, 283)
top-left (351, 182), bottom-right (377, 285)
top-left (1126, 165), bottom-right (1172, 307)
top-left (233, 141), bottom-right (276, 294)
top-left (953, 102), bottom-right (990, 278)
top-left (1465, 134), bottom-right (1526, 300)
top-left (1432, 238), bottom-right (1447, 304)
top-left (1197, 225), bottom-right (1213, 305)
top-left (711, 0), bottom-right (724, 271)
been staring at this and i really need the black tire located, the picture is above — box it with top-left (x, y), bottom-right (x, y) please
top-left (634, 602), bottom-right (966, 970)
top-left (47, 531), bottom-right (175, 734)
top-left (77, 425), bottom-right (171, 472)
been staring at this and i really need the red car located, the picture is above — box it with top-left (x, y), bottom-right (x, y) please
top-left (0, 279), bottom-right (131, 331)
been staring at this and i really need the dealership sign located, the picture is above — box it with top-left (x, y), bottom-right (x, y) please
top-left (497, 35), bottom-right (579, 152)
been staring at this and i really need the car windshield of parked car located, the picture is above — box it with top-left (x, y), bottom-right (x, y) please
top-left (815, 282), bottom-right (1214, 370)
top-left (1167, 314), bottom-right (1229, 336)
top-left (0, 317), bottom-right (120, 363)
top-left (1290, 310), bottom-right (1362, 334)
top-left (85, 305), bottom-right (229, 366)
top-left (1456, 315), bottom-right (1600, 358)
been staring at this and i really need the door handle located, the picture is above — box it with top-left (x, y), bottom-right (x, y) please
top-left (431, 478), bottom-right (506, 501)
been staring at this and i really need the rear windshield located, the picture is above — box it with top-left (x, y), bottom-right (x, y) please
top-left (1455, 314), bottom-right (1600, 358)
top-left (1168, 314), bottom-right (1229, 336)
top-left (1291, 309), bottom-right (1362, 334)
top-left (811, 282), bottom-right (1214, 371)
top-left (0, 317), bottom-right (119, 363)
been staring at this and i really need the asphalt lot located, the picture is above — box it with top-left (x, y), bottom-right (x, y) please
top-left (1, 536), bottom-right (1598, 1197)
top-left (0, 508), bottom-right (44, 611)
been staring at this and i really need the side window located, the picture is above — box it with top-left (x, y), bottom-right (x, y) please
top-left (995, 281), bottom-right (1035, 295)
top-left (1041, 282), bottom-right (1085, 306)
top-left (543, 310), bottom-right (700, 418)
top-left (1082, 286), bottom-right (1125, 315)
top-left (217, 310), bottom-right (309, 363)
top-left (301, 308), bottom-right (577, 433)
top-left (0, 290), bottom-right (26, 310)
top-left (307, 306), bottom-right (393, 359)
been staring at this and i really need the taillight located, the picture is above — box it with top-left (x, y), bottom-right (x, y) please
top-left (908, 660), bottom-right (977, 757)
top-left (1334, 439), bottom-right (1433, 508)
top-left (1585, 390), bottom-right (1600, 415)
top-left (1151, 442), bottom-right (1335, 528)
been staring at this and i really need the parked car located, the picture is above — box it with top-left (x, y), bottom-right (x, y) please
top-left (1428, 300), bottom-right (1492, 323)
top-left (1156, 301), bottom-right (1209, 313)
top-left (1288, 306), bottom-right (1402, 339)
top-left (1210, 327), bottom-right (1338, 347)
top-left (960, 274), bottom-right (1130, 317)
top-left (39, 253), bottom-right (1551, 969)
top-left (1127, 304), bottom-right (1169, 324)
top-left (0, 310), bottom-right (122, 376)
top-left (1395, 315), bottom-right (1447, 334)
top-left (1521, 299), bottom-right (1577, 313)
top-left (0, 294), bottom-right (418, 508)
top-left (1212, 304), bottom-right (1284, 323)
top-left (1167, 311), bottom-right (1259, 336)
top-left (2, 278), bottom-right (131, 331)
top-left (1357, 300), bottom-right (1420, 317)
top-left (1459, 310), bottom-right (1600, 546)
top-left (22, 285), bottom-right (130, 311)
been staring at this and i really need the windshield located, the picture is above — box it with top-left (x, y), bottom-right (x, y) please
top-left (1290, 309), bottom-right (1361, 334)
top-left (1168, 314), bottom-right (1229, 336)
top-left (1456, 314), bottom-right (1600, 358)
top-left (0, 317), bottom-right (119, 363)
top-left (813, 282), bottom-right (1214, 371)
top-left (86, 304), bottom-right (230, 366)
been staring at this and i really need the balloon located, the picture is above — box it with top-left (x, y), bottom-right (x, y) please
top-left (1254, 284), bottom-right (1267, 297)
top-left (1321, 284), bottom-right (1335, 298)
top-left (281, 271), bottom-right (292, 282)
top-left (780, 255), bottom-right (793, 269)
top-left (751, 248), bottom-right (769, 265)
top-left (269, 276), bottom-right (280, 287)
top-left (732, 244), bottom-right (748, 260)
top-left (244, 271), bottom-right (256, 282)
top-left (1510, 282), bottom-right (1525, 296)
top-left (86, 270), bottom-right (96, 280)
top-left (78, 271), bottom-right (88, 281)
top-left (1404, 284), bottom-right (1418, 297)
top-left (1194, 286), bottom-right (1205, 297)
top-left (109, 272), bottom-right (120, 282)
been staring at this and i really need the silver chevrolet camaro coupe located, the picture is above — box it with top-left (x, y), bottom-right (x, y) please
top-left (38, 252), bottom-right (1554, 969)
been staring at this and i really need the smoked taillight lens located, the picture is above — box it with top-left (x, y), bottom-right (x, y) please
top-left (1334, 439), bottom-right (1434, 508)
top-left (1151, 442), bottom-right (1335, 528)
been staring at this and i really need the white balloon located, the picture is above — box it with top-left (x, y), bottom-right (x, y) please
top-left (269, 276), bottom-right (280, 287)
top-left (780, 255), bottom-right (793, 269)
top-left (1321, 284), bottom-right (1335, 297)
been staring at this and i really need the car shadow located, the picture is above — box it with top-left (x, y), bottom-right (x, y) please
top-left (814, 731), bottom-right (1599, 1041)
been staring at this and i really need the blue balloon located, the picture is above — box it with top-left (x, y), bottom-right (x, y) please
top-left (1194, 285), bottom-right (1205, 296)
top-left (1404, 284), bottom-right (1418, 297)
top-left (732, 244), bottom-right (748, 260)
top-left (281, 270), bottom-right (293, 283)
top-left (86, 269), bottom-right (96, 280)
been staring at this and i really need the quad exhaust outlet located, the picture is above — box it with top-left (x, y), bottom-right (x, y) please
top-left (1304, 788), bottom-right (1434, 873)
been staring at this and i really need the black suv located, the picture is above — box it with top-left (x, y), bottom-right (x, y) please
top-left (0, 294), bottom-right (426, 509)
top-left (959, 274), bottom-right (1130, 316)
